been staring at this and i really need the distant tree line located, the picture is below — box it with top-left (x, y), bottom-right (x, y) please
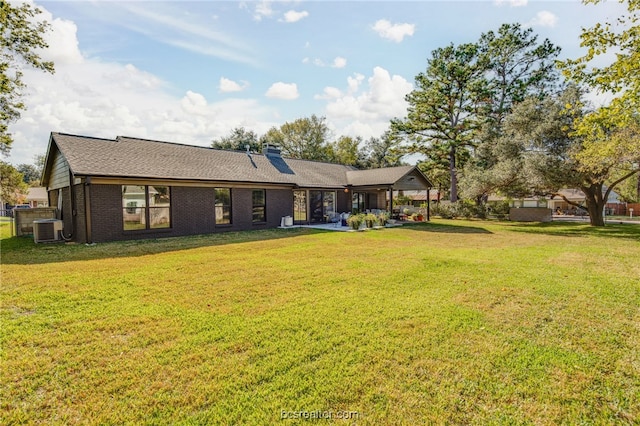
top-left (211, 114), bottom-right (405, 170)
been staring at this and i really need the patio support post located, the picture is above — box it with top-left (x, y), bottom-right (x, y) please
top-left (427, 188), bottom-right (431, 221)
top-left (388, 186), bottom-right (393, 216)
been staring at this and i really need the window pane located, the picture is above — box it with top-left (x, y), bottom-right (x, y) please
top-left (252, 189), bottom-right (265, 206)
top-left (215, 188), bottom-right (231, 225)
top-left (324, 191), bottom-right (336, 216)
top-left (123, 185), bottom-right (146, 230)
top-left (150, 207), bottom-right (171, 229)
top-left (293, 190), bottom-right (306, 222)
top-left (122, 185), bottom-right (146, 208)
top-left (253, 207), bottom-right (265, 222)
top-left (252, 189), bottom-right (266, 222)
top-left (149, 186), bottom-right (170, 207)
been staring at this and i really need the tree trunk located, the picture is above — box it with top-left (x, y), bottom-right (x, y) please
top-left (582, 184), bottom-right (606, 227)
top-left (449, 145), bottom-right (458, 202)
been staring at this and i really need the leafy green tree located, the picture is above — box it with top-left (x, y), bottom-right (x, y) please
top-left (392, 43), bottom-right (489, 202)
top-left (483, 86), bottom-right (639, 226)
top-left (561, 0), bottom-right (639, 106)
top-left (556, 0), bottom-right (640, 223)
top-left (0, 160), bottom-right (28, 205)
top-left (1, 2), bottom-right (55, 155)
top-left (16, 163), bottom-right (39, 184)
top-left (261, 115), bottom-right (333, 161)
top-left (361, 131), bottom-right (404, 169)
top-left (211, 127), bottom-right (261, 152)
top-left (331, 135), bottom-right (363, 166)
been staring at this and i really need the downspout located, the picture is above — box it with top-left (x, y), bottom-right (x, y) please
top-left (61, 169), bottom-right (75, 240)
top-left (427, 187), bottom-right (431, 221)
top-left (84, 176), bottom-right (93, 244)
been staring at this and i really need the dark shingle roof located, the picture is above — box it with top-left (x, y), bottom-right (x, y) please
top-left (346, 166), bottom-right (415, 186)
top-left (51, 133), bottom-right (355, 188)
top-left (49, 133), bottom-right (431, 189)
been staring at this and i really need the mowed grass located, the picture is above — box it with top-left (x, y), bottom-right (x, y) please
top-left (1, 220), bottom-right (639, 425)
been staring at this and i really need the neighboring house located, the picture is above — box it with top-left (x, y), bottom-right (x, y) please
top-left (489, 188), bottom-right (626, 215)
top-left (41, 133), bottom-right (432, 243)
top-left (26, 187), bottom-right (49, 208)
top-left (547, 188), bottom-right (625, 215)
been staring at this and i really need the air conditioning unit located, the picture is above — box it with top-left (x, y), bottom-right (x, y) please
top-left (33, 219), bottom-right (64, 243)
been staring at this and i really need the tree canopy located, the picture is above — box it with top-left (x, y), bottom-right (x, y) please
top-left (394, 23), bottom-right (561, 202)
top-left (0, 160), bottom-right (27, 205)
top-left (392, 42), bottom-right (488, 201)
top-left (211, 127), bottom-right (261, 153)
top-left (1, 1), bottom-right (55, 155)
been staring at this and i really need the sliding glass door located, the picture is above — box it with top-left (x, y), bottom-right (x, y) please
top-left (293, 190), bottom-right (307, 223)
top-left (303, 190), bottom-right (337, 223)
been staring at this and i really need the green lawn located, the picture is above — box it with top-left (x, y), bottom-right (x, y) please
top-left (1, 220), bottom-right (639, 425)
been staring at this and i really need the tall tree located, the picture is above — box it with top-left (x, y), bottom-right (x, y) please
top-left (392, 43), bottom-right (489, 201)
top-left (1, 1), bottom-right (55, 155)
top-left (261, 115), bottom-right (333, 161)
top-left (462, 24), bottom-right (562, 202)
top-left (211, 127), bottom-right (261, 152)
top-left (480, 23), bottom-right (561, 128)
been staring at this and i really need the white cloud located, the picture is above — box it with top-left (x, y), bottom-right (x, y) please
top-left (253, 1), bottom-right (275, 21)
top-left (494, 0), bottom-right (528, 6)
top-left (303, 56), bottom-right (347, 69)
top-left (282, 10), bottom-right (309, 23)
top-left (320, 67), bottom-right (413, 138)
top-left (4, 5), bottom-right (279, 166)
top-left (528, 11), bottom-right (559, 28)
top-left (116, 3), bottom-right (257, 66)
top-left (180, 91), bottom-right (208, 116)
top-left (332, 56), bottom-right (347, 69)
top-left (36, 8), bottom-right (84, 65)
top-left (219, 77), bottom-right (249, 93)
top-left (314, 86), bottom-right (342, 100)
top-left (372, 19), bottom-right (415, 43)
top-left (265, 82), bottom-right (299, 100)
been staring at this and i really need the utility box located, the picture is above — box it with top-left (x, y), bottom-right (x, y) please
top-left (33, 219), bottom-right (64, 243)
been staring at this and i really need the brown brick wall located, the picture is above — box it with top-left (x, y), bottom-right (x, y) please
top-left (509, 207), bottom-right (552, 222)
top-left (86, 184), bottom-right (294, 243)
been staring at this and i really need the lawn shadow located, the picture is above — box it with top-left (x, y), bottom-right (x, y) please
top-left (504, 221), bottom-right (640, 241)
top-left (399, 221), bottom-right (493, 234)
top-left (0, 227), bottom-right (323, 265)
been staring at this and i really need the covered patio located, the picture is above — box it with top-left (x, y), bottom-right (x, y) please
top-left (345, 166), bottom-right (433, 220)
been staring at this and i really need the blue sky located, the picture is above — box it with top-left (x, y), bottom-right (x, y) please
top-left (7, 0), bottom-right (627, 166)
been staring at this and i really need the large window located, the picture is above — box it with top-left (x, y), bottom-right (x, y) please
top-left (293, 190), bottom-right (307, 223)
top-left (122, 185), bottom-right (170, 231)
top-left (352, 192), bottom-right (366, 213)
top-left (214, 188), bottom-right (232, 225)
top-left (252, 189), bottom-right (266, 223)
top-left (309, 190), bottom-right (337, 223)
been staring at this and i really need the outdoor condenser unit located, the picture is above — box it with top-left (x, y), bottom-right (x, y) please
top-left (33, 219), bottom-right (64, 243)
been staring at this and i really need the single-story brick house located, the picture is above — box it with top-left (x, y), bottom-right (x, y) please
top-left (41, 133), bottom-right (432, 243)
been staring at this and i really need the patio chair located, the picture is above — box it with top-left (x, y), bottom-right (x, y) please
top-left (328, 212), bottom-right (341, 227)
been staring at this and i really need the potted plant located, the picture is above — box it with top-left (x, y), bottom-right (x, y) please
top-left (347, 213), bottom-right (363, 230)
top-left (364, 212), bottom-right (377, 228)
top-left (377, 211), bottom-right (390, 227)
